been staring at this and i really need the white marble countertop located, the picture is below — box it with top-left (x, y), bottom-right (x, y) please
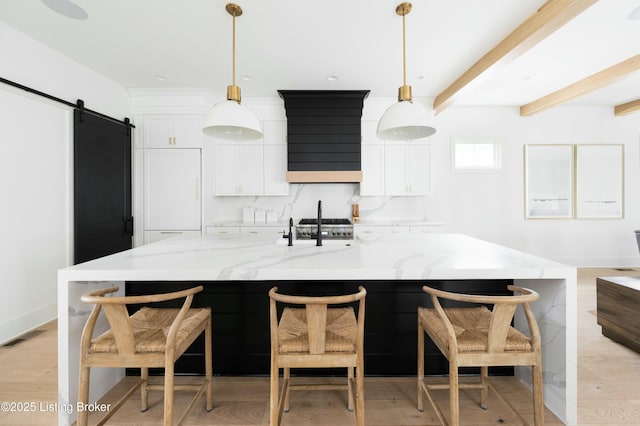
top-left (206, 221), bottom-right (287, 227)
top-left (354, 220), bottom-right (445, 227)
top-left (206, 220), bottom-right (445, 227)
top-left (60, 233), bottom-right (574, 282)
top-left (57, 232), bottom-right (577, 425)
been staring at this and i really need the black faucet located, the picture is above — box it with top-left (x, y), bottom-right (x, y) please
top-left (283, 217), bottom-right (293, 246)
top-left (316, 200), bottom-right (322, 246)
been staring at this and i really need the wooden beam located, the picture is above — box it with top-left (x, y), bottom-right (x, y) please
top-left (520, 54), bottom-right (640, 116)
top-left (615, 99), bottom-right (640, 116)
top-left (433, 0), bottom-right (598, 115)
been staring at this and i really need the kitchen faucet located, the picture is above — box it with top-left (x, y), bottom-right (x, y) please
top-left (316, 200), bottom-right (322, 246)
top-left (283, 217), bottom-right (293, 246)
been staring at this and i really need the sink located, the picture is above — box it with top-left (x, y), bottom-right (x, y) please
top-left (276, 238), bottom-right (355, 246)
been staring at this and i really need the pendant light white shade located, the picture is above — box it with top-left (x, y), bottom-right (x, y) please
top-left (203, 100), bottom-right (262, 141)
top-left (378, 2), bottom-right (436, 141)
top-left (203, 3), bottom-right (262, 141)
top-left (377, 100), bottom-right (436, 140)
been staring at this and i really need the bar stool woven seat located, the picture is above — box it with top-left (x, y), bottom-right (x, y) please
top-left (417, 284), bottom-right (544, 426)
top-left (269, 286), bottom-right (367, 426)
top-left (77, 286), bottom-right (212, 426)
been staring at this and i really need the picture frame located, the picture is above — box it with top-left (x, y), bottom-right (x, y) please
top-left (575, 144), bottom-right (624, 219)
top-left (524, 144), bottom-right (574, 219)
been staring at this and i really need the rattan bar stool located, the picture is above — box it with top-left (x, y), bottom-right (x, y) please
top-left (77, 285), bottom-right (213, 426)
top-left (268, 286), bottom-right (367, 426)
top-left (417, 284), bottom-right (543, 426)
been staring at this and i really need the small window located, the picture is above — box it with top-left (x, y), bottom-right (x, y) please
top-left (451, 137), bottom-right (502, 171)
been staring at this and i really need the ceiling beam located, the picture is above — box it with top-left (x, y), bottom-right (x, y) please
top-left (433, 0), bottom-right (598, 115)
top-left (615, 99), bottom-right (640, 116)
top-left (520, 54), bottom-right (640, 116)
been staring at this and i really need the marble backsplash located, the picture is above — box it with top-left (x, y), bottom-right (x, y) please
top-left (207, 183), bottom-right (432, 224)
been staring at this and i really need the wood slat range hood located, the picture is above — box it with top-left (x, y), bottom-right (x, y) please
top-left (278, 90), bottom-right (370, 183)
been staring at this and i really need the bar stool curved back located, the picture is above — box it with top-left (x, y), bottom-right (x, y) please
top-left (418, 284), bottom-right (543, 426)
top-left (77, 285), bottom-right (212, 426)
top-left (269, 286), bottom-right (367, 426)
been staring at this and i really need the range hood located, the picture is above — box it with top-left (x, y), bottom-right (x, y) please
top-left (278, 90), bottom-right (370, 183)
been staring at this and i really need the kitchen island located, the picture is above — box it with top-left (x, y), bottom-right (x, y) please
top-left (58, 233), bottom-right (577, 425)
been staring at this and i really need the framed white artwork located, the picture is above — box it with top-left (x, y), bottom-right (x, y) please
top-left (524, 144), bottom-right (574, 219)
top-left (575, 144), bottom-right (624, 219)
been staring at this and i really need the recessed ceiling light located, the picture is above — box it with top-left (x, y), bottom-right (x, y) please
top-left (629, 5), bottom-right (640, 20)
top-left (241, 75), bottom-right (253, 81)
top-left (155, 75), bottom-right (167, 82)
top-left (41, 0), bottom-right (88, 20)
top-left (327, 75), bottom-right (339, 82)
top-left (413, 75), bottom-right (425, 81)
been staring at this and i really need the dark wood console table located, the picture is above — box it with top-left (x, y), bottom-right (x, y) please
top-left (597, 276), bottom-right (640, 353)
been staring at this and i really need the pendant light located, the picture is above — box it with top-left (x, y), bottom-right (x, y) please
top-left (203, 3), bottom-right (263, 141)
top-left (377, 2), bottom-right (436, 141)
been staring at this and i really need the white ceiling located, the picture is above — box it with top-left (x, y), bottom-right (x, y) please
top-left (1, 0), bottom-right (639, 110)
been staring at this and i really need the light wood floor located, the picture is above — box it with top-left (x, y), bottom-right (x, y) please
top-left (0, 269), bottom-right (639, 425)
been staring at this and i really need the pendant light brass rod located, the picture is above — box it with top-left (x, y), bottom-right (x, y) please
top-left (232, 13), bottom-right (236, 87)
top-left (225, 3), bottom-right (242, 102)
top-left (402, 11), bottom-right (407, 87)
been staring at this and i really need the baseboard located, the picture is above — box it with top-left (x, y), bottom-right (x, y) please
top-left (0, 302), bottom-right (57, 345)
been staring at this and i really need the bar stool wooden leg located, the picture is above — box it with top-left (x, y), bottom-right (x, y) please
top-left (533, 358), bottom-right (544, 425)
top-left (283, 367), bottom-right (291, 412)
top-left (347, 366), bottom-right (354, 411)
top-left (163, 357), bottom-right (175, 426)
top-left (205, 318), bottom-right (213, 411)
top-left (77, 362), bottom-right (90, 426)
top-left (355, 358), bottom-right (365, 426)
top-left (480, 366), bottom-right (489, 410)
top-left (449, 358), bottom-right (460, 426)
top-left (417, 314), bottom-right (425, 412)
top-left (140, 367), bottom-right (149, 412)
top-left (270, 359), bottom-right (279, 425)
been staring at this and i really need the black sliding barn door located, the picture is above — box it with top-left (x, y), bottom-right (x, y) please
top-left (74, 110), bottom-right (132, 264)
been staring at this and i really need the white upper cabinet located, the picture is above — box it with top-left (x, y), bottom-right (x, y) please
top-left (143, 148), bottom-right (201, 230)
top-left (143, 115), bottom-right (202, 148)
top-left (263, 120), bottom-right (289, 196)
top-left (214, 120), bottom-right (289, 196)
top-left (215, 143), bottom-right (264, 196)
top-left (384, 143), bottom-right (430, 196)
top-left (360, 121), bottom-right (431, 196)
top-left (264, 145), bottom-right (289, 195)
top-left (361, 144), bottom-right (385, 196)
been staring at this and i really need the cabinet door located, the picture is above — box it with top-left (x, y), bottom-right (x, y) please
top-left (143, 115), bottom-right (202, 148)
top-left (237, 145), bottom-right (264, 195)
top-left (173, 115), bottom-right (203, 147)
top-left (215, 145), bottom-right (239, 195)
top-left (143, 116), bottom-right (174, 148)
top-left (262, 121), bottom-right (286, 145)
top-left (144, 230), bottom-right (202, 244)
top-left (206, 226), bottom-right (241, 237)
top-left (384, 145), bottom-right (408, 195)
top-left (361, 145), bottom-right (385, 196)
top-left (240, 226), bottom-right (286, 236)
top-left (355, 225), bottom-right (410, 236)
top-left (264, 145), bottom-right (289, 195)
top-left (215, 144), bottom-right (264, 196)
top-left (382, 143), bottom-right (430, 196)
top-left (144, 149), bottom-right (201, 230)
top-left (406, 144), bottom-right (430, 195)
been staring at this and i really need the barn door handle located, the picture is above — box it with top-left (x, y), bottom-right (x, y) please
top-left (123, 217), bottom-right (134, 236)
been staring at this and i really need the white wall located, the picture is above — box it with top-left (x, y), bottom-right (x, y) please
top-left (0, 22), bottom-right (132, 343)
top-left (205, 97), bottom-right (640, 267)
